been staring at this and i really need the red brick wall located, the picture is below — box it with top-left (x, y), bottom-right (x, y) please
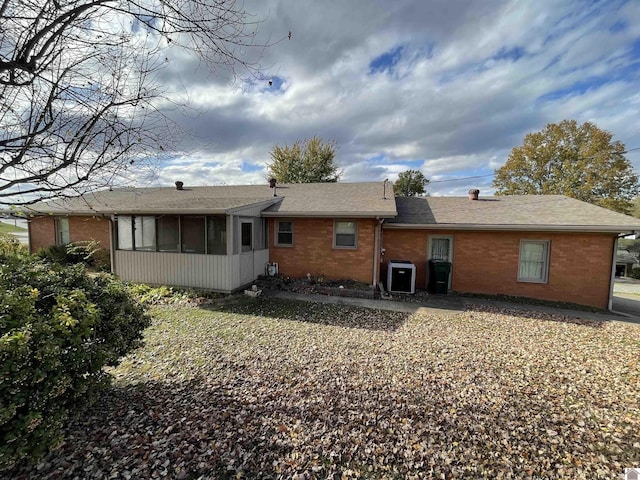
top-left (382, 229), bottom-right (615, 309)
top-left (29, 215), bottom-right (111, 253)
top-left (68, 216), bottom-right (111, 248)
top-left (29, 217), bottom-right (56, 252)
top-left (268, 218), bottom-right (377, 284)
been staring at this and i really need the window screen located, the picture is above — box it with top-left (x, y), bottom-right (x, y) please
top-left (157, 216), bottom-right (179, 252)
top-left (207, 216), bottom-right (227, 255)
top-left (181, 216), bottom-right (205, 254)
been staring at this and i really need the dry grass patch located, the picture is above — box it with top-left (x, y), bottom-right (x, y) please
top-left (8, 298), bottom-right (640, 479)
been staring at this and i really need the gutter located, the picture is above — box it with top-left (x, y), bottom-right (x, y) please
top-left (109, 216), bottom-right (116, 274)
top-left (383, 223), bottom-right (640, 234)
top-left (261, 211), bottom-right (397, 218)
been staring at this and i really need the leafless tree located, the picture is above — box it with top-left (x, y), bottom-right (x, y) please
top-left (0, 0), bottom-right (268, 205)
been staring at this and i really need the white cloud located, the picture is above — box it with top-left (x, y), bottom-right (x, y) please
top-left (130, 0), bottom-right (640, 196)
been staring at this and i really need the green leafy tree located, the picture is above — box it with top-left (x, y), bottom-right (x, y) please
top-left (267, 136), bottom-right (341, 183)
top-left (394, 170), bottom-right (429, 197)
top-left (493, 120), bottom-right (639, 214)
top-left (630, 197), bottom-right (640, 219)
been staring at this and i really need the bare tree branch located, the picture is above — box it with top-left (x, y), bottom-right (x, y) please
top-left (0, 0), bottom-right (272, 205)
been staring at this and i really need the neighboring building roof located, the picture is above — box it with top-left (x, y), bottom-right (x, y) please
top-left (616, 249), bottom-right (638, 264)
top-left (387, 195), bottom-right (640, 233)
top-left (18, 181), bottom-right (397, 218)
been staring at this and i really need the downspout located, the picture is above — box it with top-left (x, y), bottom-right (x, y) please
top-left (372, 218), bottom-right (385, 287)
top-left (109, 216), bottom-right (116, 274)
top-left (27, 218), bottom-right (33, 253)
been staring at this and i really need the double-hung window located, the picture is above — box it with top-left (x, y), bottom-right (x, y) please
top-left (276, 221), bottom-right (293, 246)
top-left (334, 221), bottom-right (357, 248)
top-left (55, 217), bottom-right (70, 245)
top-left (518, 240), bottom-right (550, 283)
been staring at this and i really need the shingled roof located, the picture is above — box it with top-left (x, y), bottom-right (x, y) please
top-left (387, 195), bottom-right (640, 233)
top-left (261, 182), bottom-right (396, 217)
top-left (20, 182), bottom-right (397, 217)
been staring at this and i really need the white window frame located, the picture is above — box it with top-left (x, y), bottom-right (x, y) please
top-left (518, 240), bottom-right (550, 283)
top-left (427, 235), bottom-right (454, 289)
top-left (333, 220), bottom-right (357, 249)
top-left (275, 220), bottom-right (294, 246)
top-left (55, 217), bottom-right (70, 245)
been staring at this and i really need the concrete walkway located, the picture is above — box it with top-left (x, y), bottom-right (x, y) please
top-left (263, 289), bottom-right (640, 325)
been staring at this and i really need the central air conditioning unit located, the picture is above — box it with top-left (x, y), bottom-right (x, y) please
top-left (387, 260), bottom-right (416, 294)
top-left (265, 262), bottom-right (279, 276)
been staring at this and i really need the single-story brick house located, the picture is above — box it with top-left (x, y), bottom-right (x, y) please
top-left (16, 182), bottom-right (640, 310)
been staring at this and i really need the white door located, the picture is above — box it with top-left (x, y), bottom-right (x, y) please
top-left (239, 220), bottom-right (254, 285)
top-left (428, 235), bottom-right (454, 289)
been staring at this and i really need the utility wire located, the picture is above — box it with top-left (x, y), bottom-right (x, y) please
top-left (428, 146), bottom-right (640, 184)
top-left (429, 173), bottom-right (494, 183)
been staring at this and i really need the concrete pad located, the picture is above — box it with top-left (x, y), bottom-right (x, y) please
top-left (263, 289), bottom-right (640, 326)
top-left (263, 289), bottom-right (465, 315)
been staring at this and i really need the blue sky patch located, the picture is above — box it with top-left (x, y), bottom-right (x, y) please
top-left (369, 46), bottom-right (404, 74)
top-left (538, 76), bottom-right (612, 102)
top-left (241, 161), bottom-right (263, 173)
top-left (366, 155), bottom-right (423, 169)
top-left (266, 75), bottom-right (285, 92)
top-left (539, 42), bottom-right (640, 103)
top-left (609, 19), bottom-right (627, 33)
top-left (493, 46), bottom-right (525, 62)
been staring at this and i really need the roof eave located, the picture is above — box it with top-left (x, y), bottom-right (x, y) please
top-left (261, 211), bottom-right (397, 218)
top-left (383, 223), bottom-right (640, 233)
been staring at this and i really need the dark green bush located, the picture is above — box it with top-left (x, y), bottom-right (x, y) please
top-left (0, 246), bottom-right (151, 470)
top-left (91, 247), bottom-right (111, 272)
top-left (36, 240), bottom-right (100, 266)
top-left (35, 243), bottom-right (68, 264)
top-left (631, 266), bottom-right (640, 280)
top-left (36, 241), bottom-right (111, 272)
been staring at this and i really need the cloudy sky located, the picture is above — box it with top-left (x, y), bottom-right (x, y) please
top-left (147, 0), bottom-right (640, 196)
